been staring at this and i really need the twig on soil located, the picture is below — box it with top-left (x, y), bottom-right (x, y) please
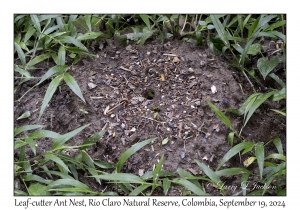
top-left (119, 66), bottom-right (131, 72)
top-left (140, 116), bottom-right (166, 124)
top-left (163, 53), bottom-right (178, 57)
top-left (90, 96), bottom-right (104, 99)
top-left (107, 100), bottom-right (127, 114)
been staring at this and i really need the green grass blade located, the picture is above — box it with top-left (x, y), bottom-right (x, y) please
top-left (152, 154), bottom-right (164, 191)
top-left (56, 35), bottom-right (87, 50)
top-left (172, 178), bottom-right (209, 195)
top-left (30, 14), bottom-right (41, 32)
top-left (264, 20), bottom-right (286, 31)
top-left (14, 66), bottom-right (31, 78)
top-left (216, 142), bottom-right (254, 170)
top-left (141, 171), bottom-right (176, 180)
top-left (51, 124), bottom-right (89, 150)
top-left (140, 14), bottom-right (151, 29)
top-left (76, 32), bottom-right (106, 41)
top-left (228, 132), bottom-right (234, 147)
top-left (23, 174), bottom-right (52, 185)
top-left (28, 183), bottom-right (49, 196)
top-left (206, 100), bottom-right (235, 131)
top-left (57, 46), bottom-right (66, 65)
top-left (116, 137), bottom-right (156, 173)
top-left (244, 92), bottom-right (273, 127)
top-left (163, 178), bottom-right (171, 195)
top-left (176, 168), bottom-right (203, 190)
top-left (14, 125), bottom-right (44, 136)
top-left (195, 160), bottom-right (222, 185)
top-left (255, 142), bottom-right (264, 180)
top-left (215, 168), bottom-right (250, 176)
top-left (63, 72), bottom-right (85, 102)
top-left (28, 130), bottom-right (61, 139)
top-left (14, 42), bottom-right (26, 66)
top-left (269, 73), bottom-right (286, 88)
top-left (94, 173), bottom-right (145, 184)
top-left (85, 15), bottom-right (92, 32)
top-left (44, 170), bottom-right (74, 179)
top-left (79, 130), bottom-right (105, 150)
top-left (14, 140), bottom-right (27, 149)
top-left (272, 136), bottom-right (283, 155)
top-left (81, 151), bottom-right (94, 168)
top-left (210, 15), bottom-right (229, 47)
top-left (17, 111), bottom-right (30, 120)
top-left (265, 153), bottom-right (286, 161)
top-left (46, 179), bottom-right (90, 190)
top-left (241, 172), bottom-right (251, 196)
top-left (94, 161), bottom-right (116, 169)
top-left (26, 137), bottom-right (36, 156)
top-left (38, 74), bottom-right (63, 120)
top-left (45, 153), bottom-right (70, 173)
top-left (37, 65), bottom-right (68, 86)
top-left (129, 184), bottom-right (152, 196)
top-left (14, 190), bottom-right (28, 196)
top-left (28, 54), bottom-right (51, 67)
top-left (68, 163), bottom-right (78, 180)
top-left (24, 26), bottom-right (36, 43)
top-left (238, 93), bottom-right (260, 115)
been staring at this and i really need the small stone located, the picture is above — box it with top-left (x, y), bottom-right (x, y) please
top-left (181, 152), bottom-right (185, 159)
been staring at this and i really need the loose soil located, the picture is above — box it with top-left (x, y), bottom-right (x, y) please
top-left (14, 38), bottom-right (286, 195)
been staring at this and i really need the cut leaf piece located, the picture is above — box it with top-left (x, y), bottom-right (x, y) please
top-left (17, 111), bottom-right (30, 120)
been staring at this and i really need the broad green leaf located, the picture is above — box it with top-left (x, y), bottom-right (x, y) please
top-left (206, 100), bottom-right (235, 131)
top-left (217, 142), bottom-right (254, 170)
top-left (247, 43), bottom-right (261, 55)
top-left (215, 168), bottom-right (250, 176)
top-left (39, 14), bottom-right (61, 21)
top-left (38, 74), bottom-right (64, 120)
top-left (51, 124), bottom-right (89, 150)
top-left (26, 137), bottom-right (36, 155)
top-left (255, 142), bottom-right (264, 180)
top-left (30, 14), bottom-right (41, 32)
top-left (45, 153), bottom-right (70, 173)
top-left (243, 156), bottom-right (256, 167)
top-left (129, 184), bottom-right (151, 196)
top-left (93, 173), bottom-right (145, 184)
top-left (87, 167), bottom-right (101, 184)
top-left (19, 42), bottom-right (30, 52)
top-left (265, 153), bottom-right (286, 161)
top-left (195, 160), bottom-right (222, 185)
top-left (48, 187), bottom-right (94, 193)
top-left (28, 183), bottom-right (49, 196)
top-left (65, 46), bottom-right (94, 56)
top-left (28, 54), bottom-right (51, 67)
top-left (116, 137), bottom-right (156, 173)
top-left (244, 92), bottom-right (273, 127)
top-left (257, 57), bottom-right (279, 80)
top-left (37, 65), bottom-right (68, 86)
top-left (57, 154), bottom-right (85, 171)
top-left (14, 124), bottom-right (44, 136)
top-left (68, 163), bottom-right (78, 180)
top-left (140, 14), bottom-right (151, 29)
top-left (162, 138), bottom-right (168, 145)
top-left (56, 36), bottom-right (87, 50)
top-left (28, 130), bottom-right (61, 139)
top-left (81, 151), bottom-right (94, 168)
top-left (57, 46), bottom-right (66, 65)
top-left (23, 174), bottom-right (52, 185)
top-left (172, 178), bottom-right (209, 196)
top-left (195, 31), bottom-right (202, 45)
top-left (46, 179), bottom-right (90, 190)
top-left (63, 72), bottom-right (85, 102)
top-left (267, 30), bottom-right (286, 41)
top-left (40, 165), bottom-right (53, 179)
top-left (228, 132), bottom-right (234, 147)
top-left (272, 136), bottom-right (283, 154)
top-left (238, 93), bottom-right (260, 115)
top-left (241, 29), bottom-right (261, 67)
top-left (14, 66), bottom-right (31, 78)
top-left (163, 178), bottom-right (171, 195)
top-left (14, 42), bottom-right (26, 66)
top-left (55, 16), bottom-right (65, 31)
top-left (76, 32), bottom-right (106, 41)
top-left (17, 111), bottom-right (30, 120)
top-left (94, 161), bottom-right (115, 169)
top-left (79, 130), bottom-right (105, 150)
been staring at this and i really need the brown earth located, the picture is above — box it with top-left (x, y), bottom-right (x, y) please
top-left (14, 38), bottom-right (286, 195)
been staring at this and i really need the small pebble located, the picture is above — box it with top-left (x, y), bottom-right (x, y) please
top-left (181, 152), bottom-right (185, 159)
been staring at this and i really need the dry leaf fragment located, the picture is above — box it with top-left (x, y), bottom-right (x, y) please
top-left (188, 168), bottom-right (198, 175)
top-left (161, 74), bottom-right (165, 81)
top-left (213, 124), bottom-right (219, 130)
top-left (173, 56), bottom-right (180, 63)
top-left (138, 169), bottom-right (145, 176)
top-left (88, 83), bottom-right (97, 89)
